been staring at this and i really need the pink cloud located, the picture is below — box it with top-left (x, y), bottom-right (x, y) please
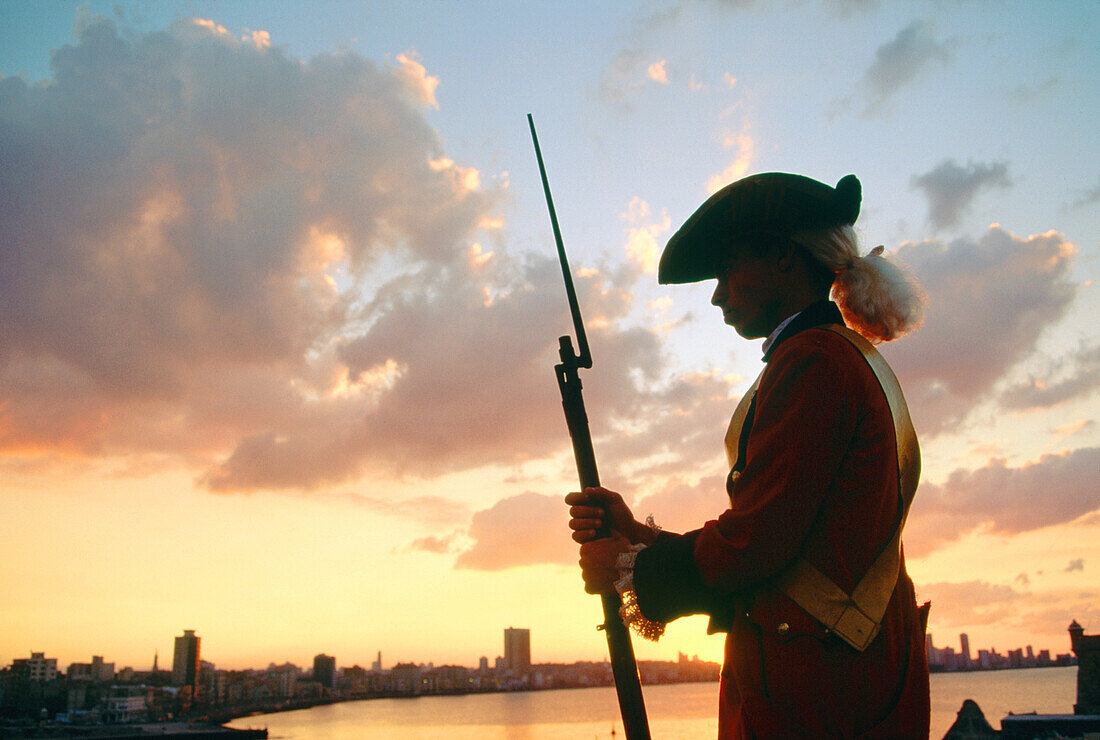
top-left (886, 226), bottom-right (1077, 434)
top-left (453, 492), bottom-right (574, 570)
top-left (904, 447), bottom-right (1100, 556)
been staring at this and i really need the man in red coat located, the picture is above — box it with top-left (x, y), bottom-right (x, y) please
top-left (568, 173), bottom-right (930, 738)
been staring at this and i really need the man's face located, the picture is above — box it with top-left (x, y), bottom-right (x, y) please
top-left (710, 242), bottom-right (786, 340)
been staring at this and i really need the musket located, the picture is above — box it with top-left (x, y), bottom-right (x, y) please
top-left (528, 114), bottom-right (652, 740)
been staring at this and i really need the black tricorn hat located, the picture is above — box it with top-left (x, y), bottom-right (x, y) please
top-left (658, 172), bottom-right (862, 284)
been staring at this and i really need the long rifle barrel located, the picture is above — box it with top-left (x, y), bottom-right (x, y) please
top-left (528, 114), bottom-right (651, 740)
top-left (528, 114), bottom-right (592, 369)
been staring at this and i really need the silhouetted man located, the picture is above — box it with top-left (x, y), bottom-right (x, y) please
top-left (568, 173), bottom-right (931, 738)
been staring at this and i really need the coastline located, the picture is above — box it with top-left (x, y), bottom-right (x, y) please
top-left (0, 722), bottom-right (266, 739)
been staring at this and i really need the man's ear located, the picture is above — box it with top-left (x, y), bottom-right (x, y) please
top-left (774, 239), bottom-right (799, 273)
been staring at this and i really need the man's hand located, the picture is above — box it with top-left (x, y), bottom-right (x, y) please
top-left (566, 486), bottom-right (656, 545)
top-left (577, 531), bottom-right (632, 595)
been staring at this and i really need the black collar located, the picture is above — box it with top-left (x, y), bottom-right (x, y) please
top-left (761, 300), bottom-right (845, 362)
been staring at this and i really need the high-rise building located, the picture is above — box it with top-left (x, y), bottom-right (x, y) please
top-left (172, 630), bottom-right (201, 687)
top-left (313, 654), bottom-right (336, 689)
top-left (503, 627), bottom-right (531, 675)
top-left (959, 633), bottom-right (971, 668)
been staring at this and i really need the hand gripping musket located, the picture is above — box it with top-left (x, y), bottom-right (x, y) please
top-left (528, 114), bottom-right (651, 740)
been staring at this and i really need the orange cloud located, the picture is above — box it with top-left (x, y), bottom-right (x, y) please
top-left (396, 51), bottom-right (440, 109)
top-left (454, 493), bottom-right (574, 570)
top-left (647, 59), bottom-right (669, 84)
top-left (706, 129), bottom-right (754, 194)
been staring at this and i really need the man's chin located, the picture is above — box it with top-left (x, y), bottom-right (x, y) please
top-left (721, 310), bottom-right (766, 340)
top-left (726, 317), bottom-right (765, 340)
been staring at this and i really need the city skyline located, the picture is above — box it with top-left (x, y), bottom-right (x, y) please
top-left (2, 1), bottom-right (1098, 669)
top-left (5, 622), bottom-right (1078, 677)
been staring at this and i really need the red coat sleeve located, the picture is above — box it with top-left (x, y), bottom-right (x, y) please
top-left (694, 330), bottom-right (866, 592)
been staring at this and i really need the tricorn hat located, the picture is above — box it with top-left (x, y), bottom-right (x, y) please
top-left (658, 172), bottom-right (862, 284)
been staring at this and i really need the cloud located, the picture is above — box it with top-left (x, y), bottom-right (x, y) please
top-left (706, 129), bottom-right (754, 194)
top-left (918, 578), bottom-right (1100, 644)
top-left (647, 60), bottom-right (670, 85)
top-left (323, 492), bottom-right (469, 527)
top-left (0, 15), bottom-right (748, 494)
top-left (916, 580), bottom-right (1027, 627)
top-left (633, 472), bottom-right (730, 533)
top-left (904, 447), bottom-right (1100, 556)
top-left (1055, 420), bottom-right (1095, 438)
top-left (886, 227), bottom-right (1077, 434)
top-left (858, 20), bottom-right (954, 116)
top-left (1065, 558), bottom-right (1085, 573)
top-left (1069, 175), bottom-right (1100, 211)
top-left (453, 492), bottom-right (574, 570)
top-left (911, 159), bottom-right (1012, 231)
top-left (1012, 76), bottom-right (1059, 105)
top-left (621, 197), bottom-right (671, 274)
top-left (828, 0), bottom-right (881, 18)
top-left (597, 48), bottom-right (648, 110)
top-left (406, 533), bottom-right (461, 555)
top-left (598, 370), bottom-right (736, 485)
top-left (0, 16), bottom-right (489, 477)
top-left (395, 51), bottom-right (440, 109)
top-left (1000, 343), bottom-right (1100, 410)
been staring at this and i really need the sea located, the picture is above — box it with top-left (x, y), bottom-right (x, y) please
top-left (227, 665), bottom-right (1076, 739)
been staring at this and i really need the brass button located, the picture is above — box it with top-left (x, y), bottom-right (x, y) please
top-left (777, 622), bottom-right (790, 636)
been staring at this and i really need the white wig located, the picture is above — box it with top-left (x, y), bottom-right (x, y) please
top-left (792, 225), bottom-right (925, 343)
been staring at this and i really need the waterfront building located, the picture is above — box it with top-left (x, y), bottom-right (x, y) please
top-left (959, 633), bottom-right (971, 669)
top-left (172, 629), bottom-right (201, 688)
top-left (103, 686), bottom-right (150, 723)
top-left (503, 627), bottom-right (531, 675)
top-left (313, 653), bottom-right (336, 690)
top-left (266, 662), bottom-right (299, 698)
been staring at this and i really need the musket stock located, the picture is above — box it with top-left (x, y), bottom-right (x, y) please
top-left (529, 114), bottom-right (651, 740)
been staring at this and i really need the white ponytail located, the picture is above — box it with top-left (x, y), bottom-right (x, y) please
top-left (792, 225), bottom-right (925, 343)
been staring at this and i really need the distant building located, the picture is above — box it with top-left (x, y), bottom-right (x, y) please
top-left (959, 633), bottom-right (971, 669)
top-left (504, 627), bottom-right (531, 675)
top-left (266, 662), bottom-right (299, 698)
top-left (104, 686), bottom-right (150, 723)
top-left (10, 652), bottom-right (57, 682)
top-left (172, 630), bottom-right (201, 687)
top-left (390, 662), bottom-right (422, 694)
top-left (313, 653), bottom-right (336, 689)
top-left (66, 655), bottom-right (115, 683)
top-left (371, 651), bottom-right (382, 673)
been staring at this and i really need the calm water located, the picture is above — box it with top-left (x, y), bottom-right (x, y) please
top-left (227, 666), bottom-right (1076, 739)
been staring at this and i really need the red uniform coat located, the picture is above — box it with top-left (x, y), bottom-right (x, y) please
top-left (634, 301), bottom-right (930, 738)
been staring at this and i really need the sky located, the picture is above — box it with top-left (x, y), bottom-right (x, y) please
top-left (1, 0), bottom-right (1098, 674)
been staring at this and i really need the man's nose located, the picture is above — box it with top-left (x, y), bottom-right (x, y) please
top-left (711, 281), bottom-right (725, 306)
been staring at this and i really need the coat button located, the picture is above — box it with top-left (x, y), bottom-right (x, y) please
top-left (777, 622), bottom-right (790, 636)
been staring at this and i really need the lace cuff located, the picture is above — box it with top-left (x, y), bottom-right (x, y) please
top-left (614, 541), bottom-right (666, 642)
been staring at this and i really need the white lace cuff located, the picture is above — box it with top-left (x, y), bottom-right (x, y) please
top-left (614, 543), bottom-right (666, 642)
